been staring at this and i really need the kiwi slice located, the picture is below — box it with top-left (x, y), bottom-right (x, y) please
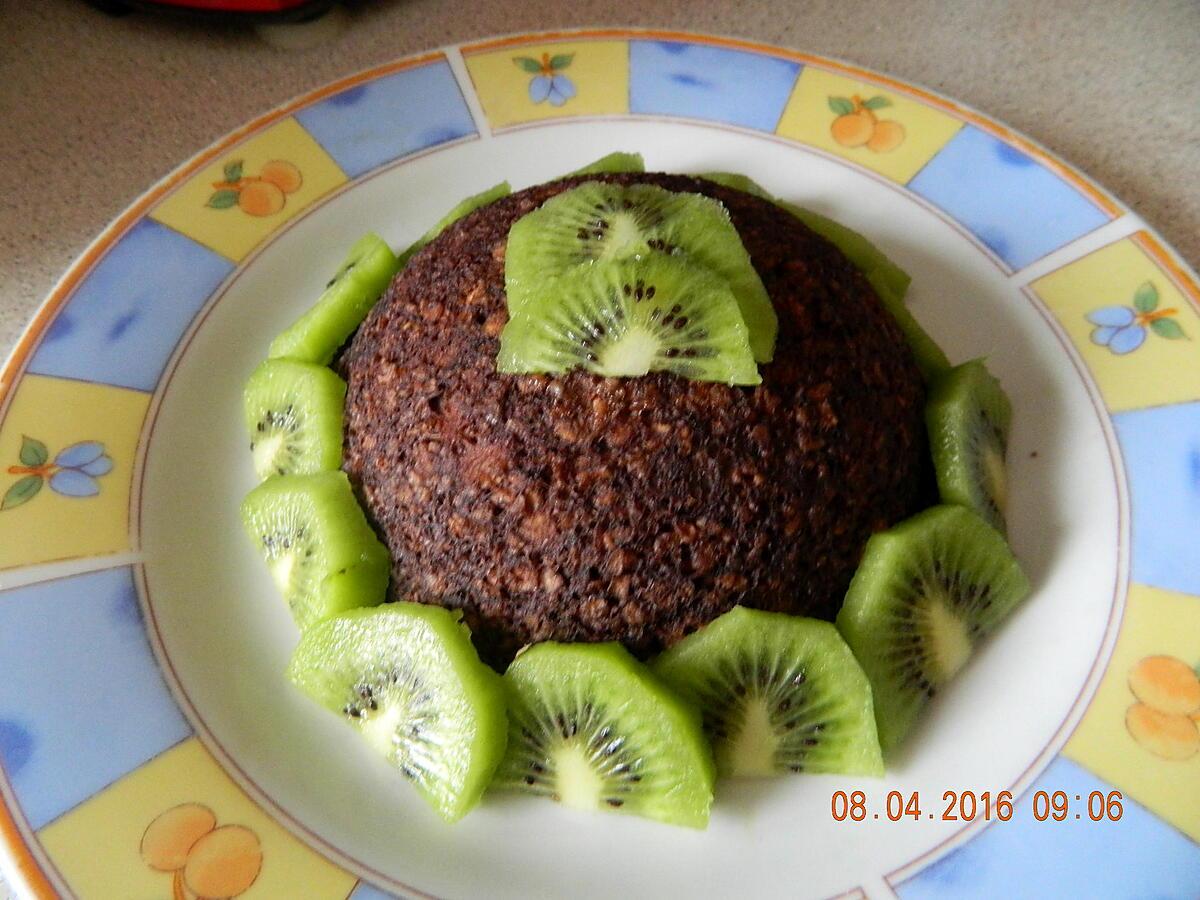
top-left (498, 253), bottom-right (760, 385)
top-left (242, 358), bottom-right (346, 481)
top-left (926, 360), bottom-right (1013, 533)
top-left (269, 233), bottom-right (399, 365)
top-left (568, 151), bottom-right (646, 175)
top-left (653, 607), bottom-right (883, 777)
top-left (505, 181), bottom-right (777, 362)
top-left (494, 642), bottom-right (715, 828)
top-left (700, 173), bottom-right (912, 305)
top-left (836, 505), bottom-right (1030, 751)
top-left (240, 471), bottom-right (390, 629)
top-left (287, 603), bottom-right (507, 822)
top-left (398, 181), bottom-right (512, 267)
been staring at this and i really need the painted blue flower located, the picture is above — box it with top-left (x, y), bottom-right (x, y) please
top-left (1086, 305), bottom-right (1146, 355)
top-left (1085, 282), bottom-right (1187, 356)
top-left (2, 436), bottom-right (113, 510)
top-left (529, 73), bottom-right (577, 106)
top-left (515, 52), bottom-right (577, 107)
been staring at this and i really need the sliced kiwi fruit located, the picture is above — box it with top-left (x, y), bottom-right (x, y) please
top-left (269, 233), bottom-right (400, 365)
top-left (505, 181), bottom-right (777, 362)
top-left (493, 642), bottom-right (715, 828)
top-left (836, 505), bottom-right (1030, 751)
top-left (242, 358), bottom-right (346, 481)
top-left (698, 173), bottom-right (941, 376)
top-left (498, 253), bottom-right (760, 385)
top-left (240, 471), bottom-right (390, 629)
top-left (653, 607), bottom-right (883, 778)
top-left (398, 181), bottom-right (512, 267)
top-left (287, 603), bottom-right (507, 823)
top-left (700, 172), bottom-right (911, 305)
top-left (926, 360), bottom-right (1013, 533)
top-left (568, 151), bottom-right (646, 175)
top-left (775, 197), bottom-right (952, 380)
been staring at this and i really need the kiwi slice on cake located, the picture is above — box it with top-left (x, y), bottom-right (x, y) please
top-left (243, 358), bottom-right (346, 481)
top-left (505, 181), bottom-right (777, 362)
top-left (568, 151), bottom-right (646, 175)
top-left (836, 505), bottom-right (1030, 751)
top-left (399, 181), bottom-right (512, 267)
top-left (653, 607), bottom-right (883, 777)
top-left (240, 471), bottom-right (390, 629)
top-left (700, 172), bottom-right (911, 305)
top-left (925, 360), bottom-right (1013, 533)
top-left (269, 233), bottom-right (399, 365)
top-left (498, 253), bottom-right (760, 385)
top-left (287, 603), bottom-right (507, 822)
top-left (493, 642), bottom-right (715, 828)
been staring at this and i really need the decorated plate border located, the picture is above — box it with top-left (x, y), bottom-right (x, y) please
top-left (1, 28), bottom-right (1198, 899)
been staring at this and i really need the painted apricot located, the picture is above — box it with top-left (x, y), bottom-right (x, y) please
top-left (1126, 702), bottom-right (1200, 760)
top-left (867, 119), bottom-right (906, 153)
top-left (1129, 655), bottom-right (1200, 715)
top-left (184, 824), bottom-right (263, 898)
top-left (259, 160), bottom-right (303, 194)
top-left (831, 110), bottom-right (875, 147)
top-left (140, 803), bottom-right (216, 872)
top-left (238, 181), bottom-right (286, 217)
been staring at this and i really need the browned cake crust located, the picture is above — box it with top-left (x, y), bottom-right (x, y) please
top-left (338, 173), bottom-right (927, 666)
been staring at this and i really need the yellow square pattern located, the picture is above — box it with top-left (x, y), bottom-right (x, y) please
top-left (1064, 583), bottom-right (1200, 841)
top-left (464, 40), bottom-right (629, 129)
top-left (1031, 236), bottom-right (1200, 412)
top-left (776, 67), bottom-right (962, 183)
top-left (0, 375), bottom-right (147, 570)
top-left (150, 118), bottom-right (347, 262)
top-left (39, 738), bottom-right (356, 899)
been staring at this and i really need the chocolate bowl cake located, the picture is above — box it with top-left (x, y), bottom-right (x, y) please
top-left (336, 173), bottom-right (928, 666)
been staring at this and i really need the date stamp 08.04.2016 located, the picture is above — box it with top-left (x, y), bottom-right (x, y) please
top-left (830, 789), bottom-right (1124, 824)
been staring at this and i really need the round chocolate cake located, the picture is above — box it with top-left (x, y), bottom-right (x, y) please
top-left (338, 173), bottom-right (927, 666)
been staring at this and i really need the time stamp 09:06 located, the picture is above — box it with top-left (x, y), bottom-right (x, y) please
top-left (830, 789), bottom-right (1125, 823)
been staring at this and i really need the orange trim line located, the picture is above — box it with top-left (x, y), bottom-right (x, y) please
top-left (461, 27), bottom-right (1122, 216)
top-left (1133, 230), bottom-right (1200, 313)
top-left (0, 805), bottom-right (56, 899)
top-left (0, 49), bottom-right (442, 405)
top-left (0, 50), bottom-right (445, 897)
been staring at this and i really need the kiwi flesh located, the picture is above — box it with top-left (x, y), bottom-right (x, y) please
top-left (287, 603), bottom-right (507, 822)
top-left (698, 172), bottom-right (944, 377)
top-left (493, 642), bottom-right (715, 828)
top-left (836, 505), bottom-right (1030, 751)
top-left (568, 151), bottom-right (646, 175)
top-left (653, 606), bottom-right (883, 777)
top-left (269, 233), bottom-right (399, 365)
top-left (505, 181), bottom-right (777, 362)
top-left (926, 359), bottom-right (1013, 533)
top-left (240, 471), bottom-right (390, 629)
top-left (399, 181), bottom-right (512, 267)
top-left (243, 358), bottom-right (346, 481)
top-left (498, 253), bottom-right (760, 385)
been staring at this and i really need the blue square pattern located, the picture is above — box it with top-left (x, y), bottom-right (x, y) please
top-left (1113, 400), bottom-right (1200, 596)
top-left (295, 60), bottom-right (477, 179)
top-left (26, 218), bottom-right (233, 393)
top-left (630, 40), bottom-right (801, 132)
top-left (908, 126), bottom-right (1110, 271)
top-left (0, 567), bottom-right (191, 830)
top-left (895, 757), bottom-right (1200, 899)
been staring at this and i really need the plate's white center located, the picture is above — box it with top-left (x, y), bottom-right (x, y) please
top-left (140, 121), bottom-right (1122, 899)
